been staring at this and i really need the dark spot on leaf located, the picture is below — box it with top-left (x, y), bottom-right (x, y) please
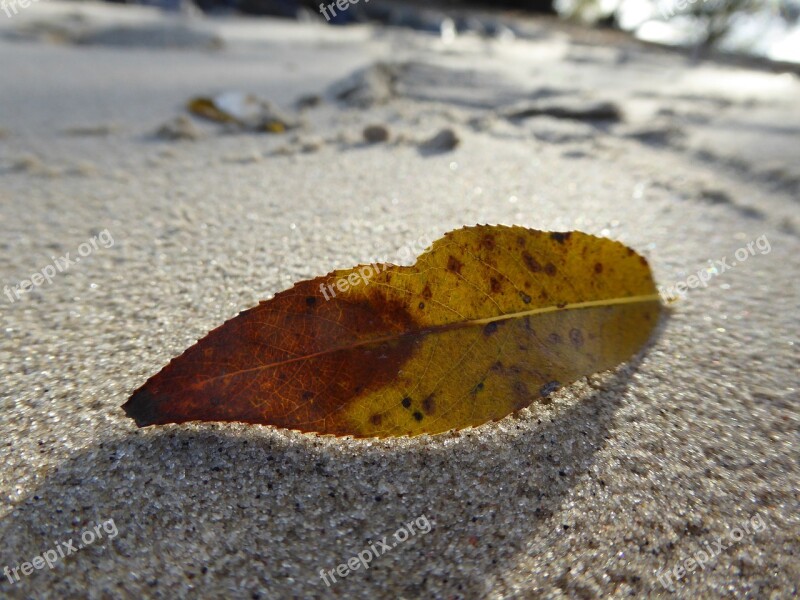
top-left (548, 333), bottom-right (561, 344)
top-left (483, 322), bottom-right (499, 336)
top-left (544, 263), bottom-right (557, 276)
top-left (422, 284), bottom-right (433, 299)
top-left (401, 397), bottom-right (412, 409)
top-left (550, 232), bottom-right (571, 243)
top-left (490, 277), bottom-right (502, 293)
top-left (370, 413), bottom-right (382, 426)
top-left (540, 381), bottom-right (560, 397)
top-left (305, 296), bottom-right (316, 306)
top-left (594, 262), bottom-right (603, 274)
top-left (482, 236), bottom-right (496, 250)
top-left (472, 381), bottom-right (485, 394)
top-left (512, 380), bottom-right (532, 410)
top-left (522, 252), bottom-right (542, 273)
top-left (301, 391), bottom-right (314, 401)
top-left (418, 302), bottom-right (425, 309)
top-left (413, 411), bottom-right (423, 421)
top-left (519, 292), bottom-right (532, 304)
top-left (447, 255), bottom-right (463, 274)
top-left (569, 328), bottom-right (584, 348)
top-left (422, 394), bottom-right (435, 414)
top-left (491, 361), bottom-right (504, 372)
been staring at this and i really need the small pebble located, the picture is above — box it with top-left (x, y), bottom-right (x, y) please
top-left (420, 128), bottom-right (460, 154)
top-left (363, 124), bottom-right (390, 144)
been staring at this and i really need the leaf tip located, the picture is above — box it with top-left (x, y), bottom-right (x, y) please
top-left (122, 388), bottom-right (161, 428)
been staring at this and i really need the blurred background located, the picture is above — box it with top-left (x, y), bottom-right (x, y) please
top-left (92, 0), bottom-right (800, 64)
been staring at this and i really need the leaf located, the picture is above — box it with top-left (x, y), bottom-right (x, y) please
top-left (187, 93), bottom-right (297, 133)
top-left (123, 225), bottom-right (662, 438)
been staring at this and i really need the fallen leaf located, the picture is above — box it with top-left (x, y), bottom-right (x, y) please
top-left (187, 97), bottom-right (237, 124)
top-left (187, 92), bottom-right (297, 132)
top-left (123, 225), bottom-right (662, 437)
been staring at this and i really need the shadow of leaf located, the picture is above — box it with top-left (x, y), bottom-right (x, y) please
top-left (0, 325), bottom-right (664, 599)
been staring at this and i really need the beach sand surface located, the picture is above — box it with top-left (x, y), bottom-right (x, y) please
top-left (0, 3), bottom-right (798, 598)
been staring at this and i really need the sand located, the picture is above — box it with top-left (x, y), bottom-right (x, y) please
top-left (0, 2), bottom-right (798, 598)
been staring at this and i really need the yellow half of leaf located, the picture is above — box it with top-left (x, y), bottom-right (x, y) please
top-left (326, 227), bottom-right (661, 436)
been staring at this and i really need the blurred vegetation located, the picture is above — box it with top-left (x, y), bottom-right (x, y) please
top-left (560, 0), bottom-right (800, 55)
top-left (684, 0), bottom-right (799, 51)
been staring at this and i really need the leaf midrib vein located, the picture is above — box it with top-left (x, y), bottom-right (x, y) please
top-left (196, 294), bottom-right (661, 386)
